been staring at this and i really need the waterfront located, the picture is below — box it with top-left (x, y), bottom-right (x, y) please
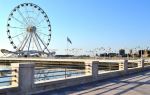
top-left (0, 62), bottom-right (87, 86)
top-left (0, 58), bottom-right (149, 87)
top-left (0, 58), bottom-right (149, 95)
top-left (0, 66), bottom-right (11, 86)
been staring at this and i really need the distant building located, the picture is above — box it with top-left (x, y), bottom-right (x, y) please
top-left (137, 50), bottom-right (150, 57)
top-left (119, 49), bottom-right (125, 57)
top-left (142, 50), bottom-right (150, 57)
top-left (108, 53), bottom-right (117, 57)
top-left (144, 50), bottom-right (149, 57)
top-left (55, 55), bottom-right (74, 58)
top-left (138, 50), bottom-right (145, 57)
top-left (129, 49), bottom-right (133, 55)
top-left (100, 53), bottom-right (107, 57)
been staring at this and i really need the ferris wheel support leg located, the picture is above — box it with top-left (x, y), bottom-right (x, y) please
top-left (33, 33), bottom-right (43, 51)
top-left (17, 33), bottom-right (29, 51)
top-left (20, 34), bottom-right (31, 51)
top-left (27, 33), bottom-right (33, 55)
top-left (35, 33), bottom-right (51, 54)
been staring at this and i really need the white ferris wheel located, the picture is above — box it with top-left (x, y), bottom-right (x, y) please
top-left (6, 3), bottom-right (52, 57)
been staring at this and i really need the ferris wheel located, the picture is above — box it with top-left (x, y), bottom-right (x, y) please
top-left (7, 3), bottom-right (52, 56)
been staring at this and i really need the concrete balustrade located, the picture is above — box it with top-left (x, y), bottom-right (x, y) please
top-left (119, 60), bottom-right (128, 72)
top-left (10, 63), bottom-right (35, 95)
top-left (138, 59), bottom-right (144, 68)
top-left (0, 59), bottom-right (150, 95)
top-left (11, 64), bottom-right (18, 87)
top-left (85, 61), bottom-right (99, 78)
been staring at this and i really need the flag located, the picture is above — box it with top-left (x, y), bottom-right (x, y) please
top-left (67, 37), bottom-right (72, 44)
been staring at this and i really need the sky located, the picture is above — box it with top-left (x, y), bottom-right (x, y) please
top-left (0, 0), bottom-right (150, 55)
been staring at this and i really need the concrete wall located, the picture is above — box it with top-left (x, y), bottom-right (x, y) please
top-left (0, 59), bottom-right (150, 95)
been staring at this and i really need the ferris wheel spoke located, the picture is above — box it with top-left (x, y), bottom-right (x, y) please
top-left (27, 6), bottom-right (40, 26)
top-left (19, 33), bottom-right (30, 51)
top-left (9, 26), bottom-right (26, 29)
top-left (25, 16), bottom-right (30, 25)
top-left (12, 32), bottom-right (24, 38)
top-left (21, 34), bottom-right (31, 51)
top-left (36, 26), bottom-right (49, 29)
top-left (30, 18), bottom-right (37, 26)
top-left (36, 31), bottom-right (49, 36)
top-left (17, 9), bottom-right (29, 25)
top-left (33, 7), bottom-right (42, 26)
top-left (24, 6), bottom-right (31, 24)
top-left (33, 33), bottom-right (42, 51)
top-left (17, 33), bottom-right (28, 51)
top-left (35, 32), bottom-right (50, 53)
top-left (36, 19), bottom-right (45, 26)
top-left (32, 6), bottom-right (38, 18)
top-left (11, 16), bottom-right (27, 26)
top-left (35, 12), bottom-right (40, 23)
top-left (27, 33), bottom-right (33, 53)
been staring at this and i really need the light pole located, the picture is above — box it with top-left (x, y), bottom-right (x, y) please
top-left (139, 46), bottom-right (143, 59)
top-left (125, 48), bottom-right (129, 59)
top-left (108, 47), bottom-right (111, 59)
top-left (133, 48), bottom-right (136, 59)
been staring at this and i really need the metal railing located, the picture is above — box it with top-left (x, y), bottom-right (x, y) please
top-left (0, 69), bottom-right (16, 86)
top-left (98, 61), bottom-right (142, 74)
top-left (144, 60), bottom-right (150, 66)
top-left (34, 64), bottom-right (87, 82)
top-left (98, 62), bottom-right (119, 74)
top-left (127, 62), bottom-right (138, 68)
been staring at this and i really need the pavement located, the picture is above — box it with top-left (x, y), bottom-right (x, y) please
top-left (34, 70), bottom-right (150, 95)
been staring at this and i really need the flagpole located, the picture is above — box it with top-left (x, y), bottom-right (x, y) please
top-left (67, 39), bottom-right (68, 55)
top-left (66, 37), bottom-right (72, 55)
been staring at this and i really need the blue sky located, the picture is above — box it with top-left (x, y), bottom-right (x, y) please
top-left (0, 0), bottom-right (150, 54)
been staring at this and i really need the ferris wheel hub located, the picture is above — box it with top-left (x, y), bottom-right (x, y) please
top-left (27, 26), bottom-right (36, 32)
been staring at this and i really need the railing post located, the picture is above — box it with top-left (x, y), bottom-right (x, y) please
top-left (85, 61), bottom-right (99, 78)
top-left (119, 60), bottom-right (128, 72)
top-left (138, 59), bottom-right (144, 68)
top-left (92, 61), bottom-right (99, 78)
top-left (11, 63), bottom-right (35, 94)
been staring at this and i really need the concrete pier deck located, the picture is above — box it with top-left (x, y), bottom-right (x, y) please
top-left (35, 70), bottom-right (150, 95)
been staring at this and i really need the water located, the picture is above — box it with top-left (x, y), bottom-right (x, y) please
top-left (0, 67), bottom-right (85, 87)
top-left (0, 77), bottom-right (11, 86)
top-left (35, 68), bottom-right (85, 82)
top-left (0, 66), bottom-right (118, 87)
top-left (0, 66), bottom-right (11, 86)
